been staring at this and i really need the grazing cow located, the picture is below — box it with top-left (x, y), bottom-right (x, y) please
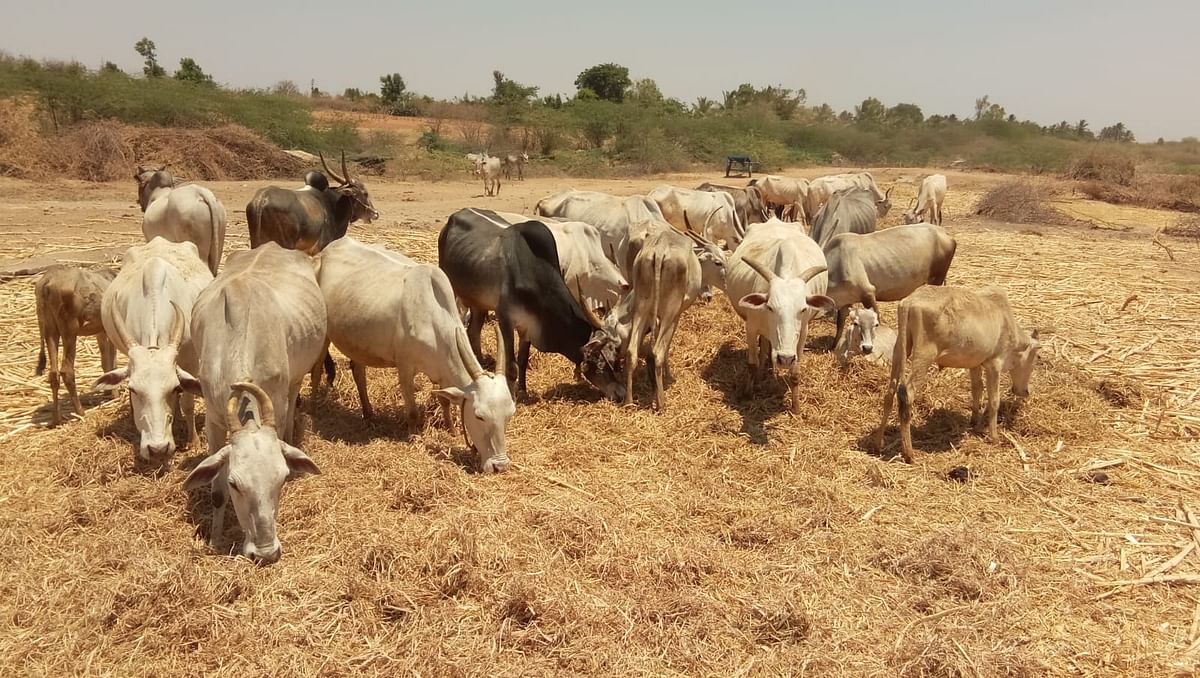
top-left (315, 237), bottom-right (516, 473)
top-left (134, 166), bottom-right (227, 274)
top-left (493, 211), bottom-right (629, 310)
top-left (805, 175), bottom-right (857, 222)
top-left (696, 182), bottom-right (770, 227)
top-left (501, 152), bottom-right (530, 181)
top-left (246, 152), bottom-right (378, 255)
top-left (535, 190), bottom-right (665, 278)
top-left (35, 265), bottom-right (117, 426)
top-left (605, 225), bottom-right (726, 410)
top-left (846, 171), bottom-right (893, 216)
top-left (904, 174), bottom-right (948, 225)
top-left (183, 382), bottom-right (320, 564)
top-left (809, 187), bottom-right (879, 248)
top-left (95, 238), bottom-right (212, 465)
top-left (185, 243), bottom-right (327, 563)
top-left (475, 154), bottom-right (503, 196)
top-left (835, 307), bottom-right (896, 367)
top-left (823, 224), bottom-right (958, 346)
top-left (750, 175), bottom-right (811, 223)
top-left (647, 185), bottom-right (744, 250)
top-left (726, 219), bottom-right (836, 413)
top-left (438, 208), bottom-right (623, 400)
top-left (871, 285), bottom-right (1041, 463)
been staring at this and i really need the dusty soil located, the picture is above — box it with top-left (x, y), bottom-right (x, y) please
top-left (1, 167), bottom-right (1199, 676)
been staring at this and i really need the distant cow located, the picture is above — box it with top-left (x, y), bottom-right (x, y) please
top-left (186, 243), bottom-right (327, 563)
top-left (750, 175), bottom-right (811, 223)
top-left (823, 224), bottom-right (958, 347)
top-left (904, 174), bottom-right (948, 225)
top-left (696, 182), bottom-right (770, 227)
top-left (647, 185), bottom-right (744, 250)
top-left (809, 187), bottom-right (879, 248)
top-left (95, 238), bottom-right (212, 465)
top-left (35, 265), bottom-right (117, 426)
top-left (535, 190), bottom-right (665, 278)
top-left (501, 152), bottom-right (529, 181)
top-left (246, 152), bottom-right (378, 255)
top-left (134, 166), bottom-right (227, 274)
top-left (872, 285), bottom-right (1041, 463)
top-left (475, 154), bottom-right (503, 196)
top-left (438, 208), bottom-right (623, 400)
top-left (727, 219), bottom-right (835, 413)
top-left (316, 237), bottom-right (516, 473)
top-left (834, 307), bottom-right (895, 367)
top-left (492, 211), bottom-right (629, 310)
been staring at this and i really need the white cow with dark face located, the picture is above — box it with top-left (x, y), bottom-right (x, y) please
top-left (95, 237), bottom-right (212, 466)
top-left (726, 219), bottom-right (835, 413)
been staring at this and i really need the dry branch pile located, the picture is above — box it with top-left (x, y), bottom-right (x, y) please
top-left (973, 179), bottom-right (1080, 226)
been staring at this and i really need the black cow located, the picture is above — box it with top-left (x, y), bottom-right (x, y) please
top-left (438, 208), bottom-right (624, 401)
top-left (246, 152), bottom-right (378, 255)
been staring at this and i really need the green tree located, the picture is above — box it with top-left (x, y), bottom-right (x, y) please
top-left (855, 97), bottom-right (886, 125)
top-left (100, 61), bottom-right (123, 75)
top-left (134, 37), bottom-right (165, 78)
top-left (886, 102), bottom-right (924, 127)
top-left (491, 70), bottom-right (538, 105)
top-left (380, 73), bottom-right (407, 105)
top-left (343, 87), bottom-right (364, 100)
top-left (575, 63), bottom-right (631, 103)
top-left (973, 94), bottom-right (1006, 122)
top-left (628, 78), bottom-right (663, 107)
top-left (174, 57), bottom-right (213, 85)
top-left (273, 80), bottom-right (301, 96)
top-left (1098, 122), bottom-right (1135, 143)
top-left (692, 96), bottom-right (715, 117)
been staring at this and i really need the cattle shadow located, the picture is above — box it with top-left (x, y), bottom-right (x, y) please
top-left (540, 380), bottom-right (609, 406)
top-left (307, 391), bottom-right (417, 445)
top-left (700, 342), bottom-right (790, 445)
top-left (857, 408), bottom-right (972, 460)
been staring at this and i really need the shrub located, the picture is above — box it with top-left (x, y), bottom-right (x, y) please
top-left (1067, 151), bottom-right (1136, 185)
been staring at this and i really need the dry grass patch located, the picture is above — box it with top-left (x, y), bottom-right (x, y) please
top-left (973, 179), bottom-right (1078, 226)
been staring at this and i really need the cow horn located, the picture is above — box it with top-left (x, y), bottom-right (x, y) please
top-left (226, 391), bottom-right (243, 432)
top-left (494, 322), bottom-right (508, 378)
top-left (683, 211), bottom-right (695, 234)
top-left (230, 381), bottom-right (275, 429)
top-left (167, 300), bottom-right (185, 350)
top-left (319, 151), bottom-right (347, 185)
top-left (884, 186), bottom-right (894, 200)
top-left (799, 264), bottom-right (827, 282)
top-left (109, 305), bottom-right (138, 349)
top-left (576, 280), bottom-right (603, 330)
top-left (340, 150), bottom-right (351, 183)
top-left (740, 256), bottom-right (777, 283)
top-left (456, 328), bottom-right (484, 380)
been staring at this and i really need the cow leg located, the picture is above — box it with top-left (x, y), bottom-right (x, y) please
top-left (309, 344), bottom-right (328, 395)
top-left (62, 332), bottom-right (84, 419)
top-left (624, 315), bottom-right (647, 407)
top-left (744, 327), bottom-right (761, 392)
top-left (288, 384), bottom-right (305, 445)
top-left (495, 315), bottom-right (519, 396)
top-left (791, 322), bottom-right (811, 414)
top-left (873, 377), bottom-right (898, 455)
top-left (495, 178), bottom-right (501, 197)
top-left (516, 339), bottom-right (531, 395)
top-left (46, 331), bottom-right (61, 426)
top-left (350, 360), bottom-right (373, 420)
top-left (467, 308), bottom-right (487, 362)
top-left (833, 306), bottom-right (850, 350)
top-left (969, 367), bottom-right (985, 432)
top-left (210, 476), bottom-right (228, 549)
top-left (984, 361), bottom-right (1002, 442)
top-left (98, 334), bottom-right (116, 373)
top-left (182, 392), bottom-right (199, 451)
top-left (397, 367), bottom-right (419, 427)
top-left (652, 321), bottom-right (680, 411)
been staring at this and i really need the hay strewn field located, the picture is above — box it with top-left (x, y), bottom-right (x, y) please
top-left (1, 170), bottom-right (1199, 676)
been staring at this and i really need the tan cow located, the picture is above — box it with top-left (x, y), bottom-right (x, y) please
top-left (34, 266), bottom-right (118, 426)
top-left (903, 174), bottom-right (948, 225)
top-left (872, 285), bottom-right (1040, 463)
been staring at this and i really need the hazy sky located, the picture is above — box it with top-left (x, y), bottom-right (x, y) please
top-left (4, 0), bottom-right (1197, 139)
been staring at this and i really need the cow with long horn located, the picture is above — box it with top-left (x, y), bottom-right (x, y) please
top-left (726, 218), bottom-right (835, 413)
top-left (184, 381), bottom-right (320, 564)
top-left (314, 237), bottom-right (516, 473)
top-left (95, 238), bottom-right (212, 465)
top-left (246, 151), bottom-right (379, 255)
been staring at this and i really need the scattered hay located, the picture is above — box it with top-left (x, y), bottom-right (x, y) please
top-left (1163, 215), bottom-right (1200, 239)
top-left (974, 179), bottom-right (1078, 225)
top-left (1077, 175), bottom-right (1200, 214)
top-left (1067, 152), bottom-right (1137, 186)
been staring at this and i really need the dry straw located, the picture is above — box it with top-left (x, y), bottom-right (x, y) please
top-left (0, 181), bottom-right (1199, 674)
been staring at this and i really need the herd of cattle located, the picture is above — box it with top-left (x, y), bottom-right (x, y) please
top-left (31, 153), bottom-right (1040, 563)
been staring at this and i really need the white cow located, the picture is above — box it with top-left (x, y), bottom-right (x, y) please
top-left (647, 185), bottom-right (744, 250)
top-left (474, 154), bottom-right (503, 197)
top-left (726, 219), bottom-right (835, 413)
top-left (134, 166), bottom-right (227, 275)
top-left (904, 174), bottom-right (948, 225)
top-left (315, 237), bottom-right (516, 473)
top-left (835, 307), bottom-right (896, 367)
top-left (95, 237), bottom-right (212, 465)
top-left (185, 242), bottom-right (327, 563)
top-left (805, 175), bottom-right (857, 222)
top-left (752, 175), bottom-right (811, 223)
top-left (493, 211), bottom-right (629, 309)
top-left (535, 190), bottom-right (665, 278)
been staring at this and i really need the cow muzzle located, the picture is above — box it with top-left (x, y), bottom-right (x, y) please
top-left (243, 541), bottom-right (282, 565)
top-left (773, 353), bottom-right (797, 369)
top-left (861, 344), bottom-right (874, 355)
top-left (482, 456), bottom-right (511, 474)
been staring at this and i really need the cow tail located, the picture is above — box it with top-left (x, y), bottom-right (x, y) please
top-left (199, 192), bottom-right (221, 274)
top-left (897, 382), bottom-right (911, 429)
top-left (35, 288), bottom-right (49, 376)
top-left (36, 341), bottom-right (47, 376)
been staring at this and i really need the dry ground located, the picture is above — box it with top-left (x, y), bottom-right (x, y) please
top-left (1, 167), bottom-right (1199, 676)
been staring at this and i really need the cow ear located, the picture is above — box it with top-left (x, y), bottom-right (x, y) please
top-left (93, 367), bottom-right (129, 390)
top-left (176, 367), bottom-right (203, 396)
top-left (183, 447), bottom-right (230, 490)
top-left (281, 443), bottom-right (320, 477)
top-left (739, 293), bottom-right (768, 310)
top-left (807, 294), bottom-right (837, 313)
top-left (433, 386), bottom-right (467, 405)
